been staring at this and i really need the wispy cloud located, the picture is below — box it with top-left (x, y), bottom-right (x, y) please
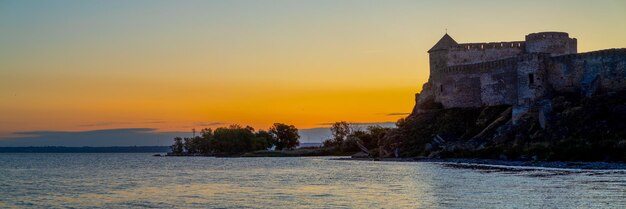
top-left (385, 112), bottom-right (410, 116)
top-left (13, 128), bottom-right (157, 136)
top-left (316, 121), bottom-right (396, 126)
top-left (193, 121), bottom-right (225, 126)
top-left (78, 122), bottom-right (129, 127)
top-left (0, 128), bottom-right (189, 147)
top-left (144, 120), bottom-right (166, 124)
top-left (173, 121), bottom-right (227, 129)
top-left (78, 120), bottom-right (167, 127)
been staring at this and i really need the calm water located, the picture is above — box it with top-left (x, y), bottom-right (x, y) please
top-left (0, 154), bottom-right (625, 208)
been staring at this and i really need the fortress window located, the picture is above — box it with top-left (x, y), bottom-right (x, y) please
top-left (440, 85), bottom-right (443, 93)
top-left (528, 73), bottom-right (535, 87)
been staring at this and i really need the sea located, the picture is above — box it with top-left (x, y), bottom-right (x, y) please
top-left (0, 153), bottom-right (625, 208)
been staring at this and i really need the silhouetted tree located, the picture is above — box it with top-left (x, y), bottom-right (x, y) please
top-left (184, 136), bottom-right (206, 154)
top-left (208, 125), bottom-right (270, 153)
top-left (269, 123), bottom-right (300, 150)
top-left (323, 121), bottom-right (352, 148)
top-left (171, 137), bottom-right (184, 154)
top-left (255, 130), bottom-right (274, 149)
top-left (323, 123), bottom-right (392, 153)
top-left (198, 128), bottom-right (213, 153)
top-left (364, 126), bottom-right (392, 149)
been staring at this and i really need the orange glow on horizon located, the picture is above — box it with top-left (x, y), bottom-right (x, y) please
top-left (1, 0), bottom-right (625, 138)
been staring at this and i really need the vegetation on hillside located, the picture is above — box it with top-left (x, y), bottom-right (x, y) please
top-left (320, 91), bottom-right (626, 162)
top-left (385, 91), bottom-right (626, 162)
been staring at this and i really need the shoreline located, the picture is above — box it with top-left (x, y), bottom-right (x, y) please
top-left (333, 157), bottom-right (626, 170)
top-left (158, 152), bottom-right (626, 170)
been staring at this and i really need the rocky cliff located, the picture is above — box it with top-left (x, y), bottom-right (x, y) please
top-left (395, 91), bottom-right (626, 162)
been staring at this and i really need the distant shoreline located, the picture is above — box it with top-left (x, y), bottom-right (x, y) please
top-left (0, 146), bottom-right (171, 153)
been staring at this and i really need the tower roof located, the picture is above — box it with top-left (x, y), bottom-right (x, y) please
top-left (428, 33), bottom-right (458, 52)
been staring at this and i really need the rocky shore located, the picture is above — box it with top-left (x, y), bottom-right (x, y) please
top-left (336, 157), bottom-right (626, 170)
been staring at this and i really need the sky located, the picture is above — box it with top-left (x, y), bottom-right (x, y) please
top-left (1, 0), bottom-right (625, 146)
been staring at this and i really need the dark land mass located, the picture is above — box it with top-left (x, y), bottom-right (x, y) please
top-left (335, 157), bottom-right (626, 170)
top-left (0, 146), bottom-right (171, 153)
top-left (395, 91), bottom-right (626, 162)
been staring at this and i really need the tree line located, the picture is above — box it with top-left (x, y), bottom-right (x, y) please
top-left (321, 121), bottom-right (395, 157)
top-left (170, 123), bottom-right (300, 155)
top-left (170, 120), bottom-right (401, 157)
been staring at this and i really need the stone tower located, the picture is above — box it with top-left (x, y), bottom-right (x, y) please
top-left (428, 33), bottom-right (458, 80)
top-left (524, 32), bottom-right (577, 56)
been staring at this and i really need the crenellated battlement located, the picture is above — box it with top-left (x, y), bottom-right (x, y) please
top-left (429, 31), bottom-right (579, 75)
top-left (525, 32), bottom-right (570, 40)
top-left (452, 41), bottom-right (525, 51)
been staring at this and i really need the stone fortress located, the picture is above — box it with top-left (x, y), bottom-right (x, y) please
top-left (413, 32), bottom-right (626, 121)
top-left (413, 31), bottom-right (626, 122)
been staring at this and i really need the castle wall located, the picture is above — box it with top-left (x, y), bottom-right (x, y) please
top-left (435, 58), bottom-right (518, 108)
top-left (430, 49), bottom-right (625, 110)
top-left (515, 54), bottom-right (550, 106)
top-left (547, 49), bottom-right (626, 96)
top-left (446, 42), bottom-right (525, 66)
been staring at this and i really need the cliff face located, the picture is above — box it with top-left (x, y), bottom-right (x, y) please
top-left (398, 91), bottom-right (626, 162)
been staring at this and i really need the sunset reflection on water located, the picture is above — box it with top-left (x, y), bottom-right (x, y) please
top-left (1, 154), bottom-right (624, 208)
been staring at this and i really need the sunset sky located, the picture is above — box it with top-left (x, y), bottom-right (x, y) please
top-left (1, 0), bottom-right (625, 145)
